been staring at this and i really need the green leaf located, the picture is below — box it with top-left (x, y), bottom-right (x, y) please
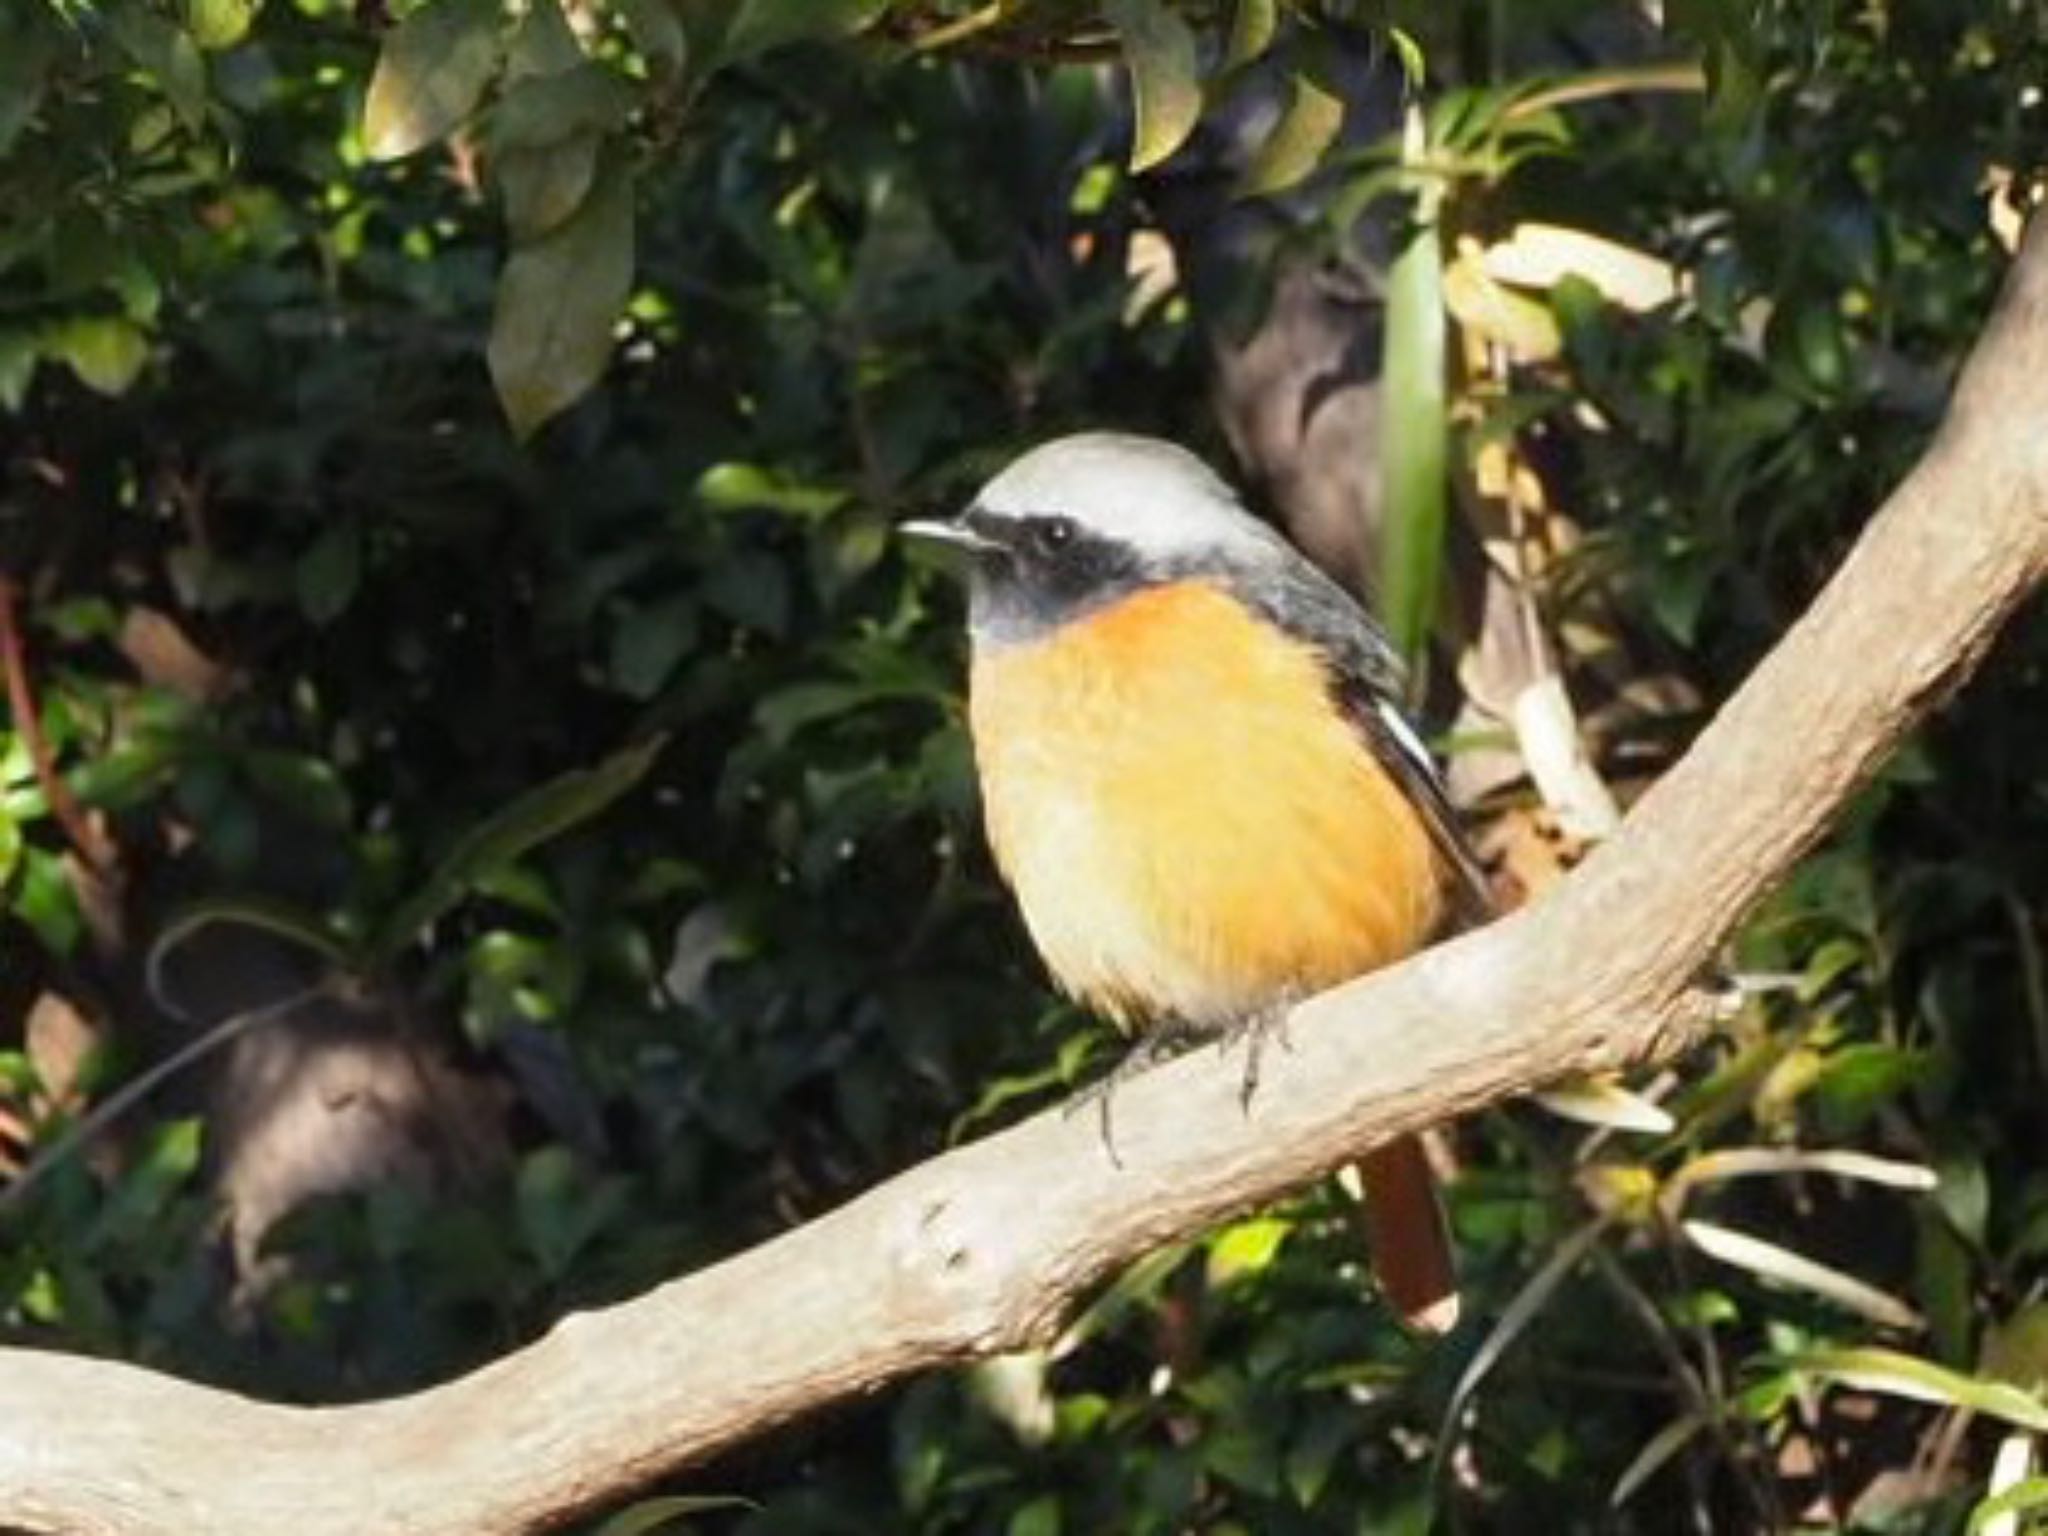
top-left (590, 1495), bottom-right (756, 1536)
top-left (1787, 1347), bottom-right (2048, 1434)
top-left (16, 848), bottom-right (81, 955)
top-left (244, 751), bottom-right (354, 830)
top-left (488, 155), bottom-right (634, 440)
top-left (106, 2), bottom-right (210, 129)
top-left (607, 596), bottom-right (696, 699)
top-left (1221, 0), bottom-right (1276, 73)
top-left (1240, 72), bottom-right (1345, 196)
top-left (362, 0), bottom-right (504, 161)
top-left (1378, 109), bottom-right (1447, 669)
top-left (1609, 1411), bottom-right (1708, 1508)
top-left (498, 134), bottom-right (601, 241)
top-left (294, 521), bottom-right (362, 626)
top-left (610, 0), bottom-right (686, 71)
top-left (371, 734), bottom-right (665, 960)
top-left (0, 13), bottom-right (57, 156)
top-left (1387, 25), bottom-right (1426, 92)
top-left (0, 803), bottom-right (19, 887)
top-left (184, 0), bottom-right (256, 50)
top-left (1206, 1217), bottom-right (1291, 1287)
top-left (1683, 1220), bottom-right (1921, 1329)
top-left (49, 316), bottom-right (150, 396)
top-left (0, 329), bottom-right (40, 412)
top-left (491, 64), bottom-right (635, 154)
top-left (1984, 1303), bottom-right (2048, 1394)
top-left (1968, 1477), bottom-right (2048, 1536)
top-left (1435, 1218), bottom-right (1610, 1484)
top-left (717, 0), bottom-right (883, 65)
top-left (505, 0), bottom-right (582, 79)
top-left (1104, 0), bottom-right (1202, 172)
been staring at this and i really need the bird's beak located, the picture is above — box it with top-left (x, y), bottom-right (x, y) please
top-left (900, 516), bottom-right (995, 554)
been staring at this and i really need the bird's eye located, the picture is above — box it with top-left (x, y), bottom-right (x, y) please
top-left (1033, 516), bottom-right (1077, 554)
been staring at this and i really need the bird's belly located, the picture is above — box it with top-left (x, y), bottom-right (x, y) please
top-left (969, 581), bottom-right (1444, 1030)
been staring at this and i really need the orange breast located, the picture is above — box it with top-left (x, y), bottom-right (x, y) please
top-left (969, 580), bottom-right (1445, 1030)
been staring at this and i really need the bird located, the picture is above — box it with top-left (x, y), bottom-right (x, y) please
top-left (905, 431), bottom-right (1492, 1332)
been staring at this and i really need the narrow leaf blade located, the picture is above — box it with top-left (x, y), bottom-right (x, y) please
top-left (1377, 109), bottom-right (1447, 668)
top-left (372, 734), bottom-right (665, 960)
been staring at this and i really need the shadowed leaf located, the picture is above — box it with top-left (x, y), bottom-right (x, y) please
top-left (1105, 0), bottom-right (1201, 172)
top-left (371, 734), bottom-right (665, 961)
top-left (488, 154), bottom-right (634, 439)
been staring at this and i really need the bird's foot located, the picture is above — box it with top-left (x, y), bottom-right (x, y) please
top-left (1063, 1021), bottom-right (1213, 1165)
top-left (1218, 999), bottom-right (1297, 1113)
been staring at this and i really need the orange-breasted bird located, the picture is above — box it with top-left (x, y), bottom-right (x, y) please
top-left (907, 432), bottom-right (1492, 1331)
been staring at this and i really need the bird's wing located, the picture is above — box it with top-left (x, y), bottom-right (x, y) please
top-left (1214, 553), bottom-right (1495, 928)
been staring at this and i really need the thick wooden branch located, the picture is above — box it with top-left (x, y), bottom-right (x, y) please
top-left (5, 223), bottom-right (2048, 1535)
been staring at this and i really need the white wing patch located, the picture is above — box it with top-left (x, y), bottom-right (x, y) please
top-left (1376, 698), bottom-right (1443, 785)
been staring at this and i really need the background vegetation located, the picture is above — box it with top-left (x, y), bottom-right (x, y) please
top-left (3, 1), bottom-right (2046, 1530)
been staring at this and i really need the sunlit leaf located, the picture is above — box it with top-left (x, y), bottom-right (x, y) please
top-left (1206, 1217), bottom-right (1290, 1287)
top-left (969, 1352), bottom-right (1056, 1446)
top-left (1379, 105), bottom-right (1447, 670)
top-left (1445, 243), bottom-right (1563, 360)
top-left (184, 0), bottom-right (255, 51)
top-left (1240, 72), bottom-right (1345, 197)
top-left (1387, 26), bottom-right (1426, 92)
top-left (1787, 1346), bottom-right (2048, 1434)
top-left (1481, 222), bottom-right (1681, 311)
top-left (1104, 0), bottom-right (1201, 172)
top-left (1660, 1147), bottom-right (1937, 1218)
top-left (1966, 1474), bottom-right (2048, 1531)
top-left (488, 154), bottom-right (634, 440)
top-left (48, 316), bottom-right (149, 396)
top-left (1683, 1219), bottom-right (1922, 1329)
top-left (1534, 1075), bottom-right (1673, 1134)
top-left (1221, 0), bottom-right (1276, 73)
top-left (363, 0), bottom-right (503, 161)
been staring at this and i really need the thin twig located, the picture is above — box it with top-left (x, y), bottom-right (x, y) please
top-left (0, 576), bottom-right (118, 876)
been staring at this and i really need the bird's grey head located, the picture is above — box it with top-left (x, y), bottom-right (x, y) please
top-left (906, 432), bottom-right (1292, 647)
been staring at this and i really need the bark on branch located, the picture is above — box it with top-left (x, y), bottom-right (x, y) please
top-left (5, 221), bottom-right (2048, 1536)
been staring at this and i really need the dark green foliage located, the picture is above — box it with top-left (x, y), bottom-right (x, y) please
top-left (4, 2), bottom-right (2048, 1532)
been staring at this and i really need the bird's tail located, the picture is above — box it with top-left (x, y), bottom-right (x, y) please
top-left (1357, 1133), bottom-right (1460, 1334)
